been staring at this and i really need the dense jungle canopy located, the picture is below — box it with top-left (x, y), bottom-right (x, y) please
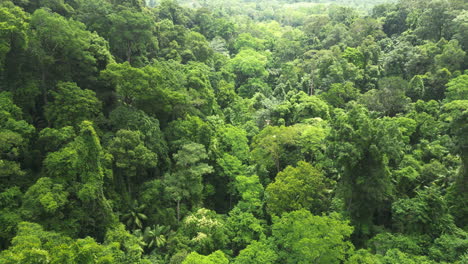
top-left (0, 0), bottom-right (467, 263)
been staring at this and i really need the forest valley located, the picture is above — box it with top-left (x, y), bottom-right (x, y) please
top-left (0, 0), bottom-right (467, 263)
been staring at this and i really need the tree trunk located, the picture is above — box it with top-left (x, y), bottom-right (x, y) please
top-left (176, 199), bottom-right (180, 223)
top-left (309, 68), bottom-right (315, 96)
top-left (127, 178), bottom-right (131, 197)
top-left (126, 41), bottom-right (133, 64)
top-left (41, 69), bottom-right (47, 105)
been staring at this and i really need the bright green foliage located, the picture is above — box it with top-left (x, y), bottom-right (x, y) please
top-left (22, 177), bottom-right (68, 217)
top-left (104, 223), bottom-right (145, 263)
top-left (0, 137), bottom-right (26, 181)
top-left (37, 126), bottom-right (76, 153)
top-left (43, 121), bottom-right (113, 235)
top-left (233, 241), bottom-right (278, 264)
top-left (411, 0), bottom-right (454, 41)
top-left (184, 62), bottom-right (219, 116)
top-left (73, 0), bottom-right (113, 35)
top-left (251, 125), bottom-right (298, 175)
top-left (445, 74), bottom-right (468, 101)
top-left (30, 0), bottom-right (74, 15)
top-left (157, 0), bottom-right (190, 26)
top-left (443, 100), bottom-right (468, 228)
top-left (347, 249), bottom-right (383, 264)
top-left (343, 47), bottom-right (365, 69)
top-left (406, 101), bottom-right (441, 143)
top-left (381, 249), bottom-right (436, 264)
top-left (180, 208), bottom-right (229, 254)
top-left (218, 125), bottom-right (250, 162)
top-left (45, 82), bottom-right (102, 128)
top-left (102, 61), bottom-right (207, 121)
top-left (216, 155), bottom-right (245, 201)
top-left (392, 155), bottom-right (421, 197)
top-left (0, 2), bottom-right (28, 68)
top-left (452, 10), bottom-right (468, 50)
top-left (287, 91), bottom-right (330, 123)
top-left (307, 48), bottom-right (363, 91)
top-left (108, 129), bottom-right (157, 193)
top-left (183, 32), bottom-right (213, 63)
top-left (1, 0), bottom-right (468, 262)
top-left (388, 117), bottom-right (417, 145)
top-left (298, 122), bottom-right (330, 165)
top-left (423, 68), bottom-right (453, 101)
top-left (165, 143), bottom-right (213, 221)
top-left (266, 161), bottom-right (333, 216)
top-left (0, 222), bottom-right (125, 264)
top-left (251, 121), bottom-right (330, 180)
top-left (429, 229), bottom-right (468, 263)
top-left (227, 207), bottom-right (265, 252)
top-left (165, 115), bottom-right (213, 151)
top-left (238, 78), bottom-right (270, 99)
top-left (234, 174), bottom-right (264, 213)
top-left (182, 250), bottom-right (229, 264)
top-left (272, 210), bottom-right (354, 264)
top-left (73, 121), bottom-right (109, 203)
top-left (214, 80), bottom-right (236, 109)
top-left (234, 33), bottom-right (265, 52)
top-left (322, 24), bottom-right (353, 49)
top-left (229, 49), bottom-right (268, 92)
top-left (274, 29), bottom-right (307, 62)
top-left (138, 179), bottom-right (176, 228)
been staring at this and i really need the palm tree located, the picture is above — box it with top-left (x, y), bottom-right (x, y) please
top-left (143, 225), bottom-right (170, 250)
top-left (122, 200), bottom-right (148, 230)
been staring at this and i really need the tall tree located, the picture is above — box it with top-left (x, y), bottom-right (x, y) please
top-left (29, 9), bottom-right (112, 101)
top-left (329, 103), bottom-right (403, 242)
top-left (45, 82), bottom-right (102, 128)
top-left (107, 6), bottom-right (156, 65)
top-left (271, 209), bottom-right (354, 264)
top-left (164, 143), bottom-right (213, 222)
top-left (0, 2), bottom-right (28, 71)
top-left (44, 121), bottom-right (114, 238)
top-left (0, 92), bottom-right (34, 190)
top-left (265, 161), bottom-right (333, 216)
top-left (108, 129), bottom-right (157, 195)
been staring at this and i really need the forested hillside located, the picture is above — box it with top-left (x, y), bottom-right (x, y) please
top-left (0, 0), bottom-right (467, 263)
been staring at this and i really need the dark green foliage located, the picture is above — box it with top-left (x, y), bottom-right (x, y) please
top-left (329, 103), bottom-right (404, 241)
top-left (392, 186), bottom-right (455, 238)
top-left (0, 92), bottom-right (34, 189)
top-left (107, 6), bottom-right (156, 65)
